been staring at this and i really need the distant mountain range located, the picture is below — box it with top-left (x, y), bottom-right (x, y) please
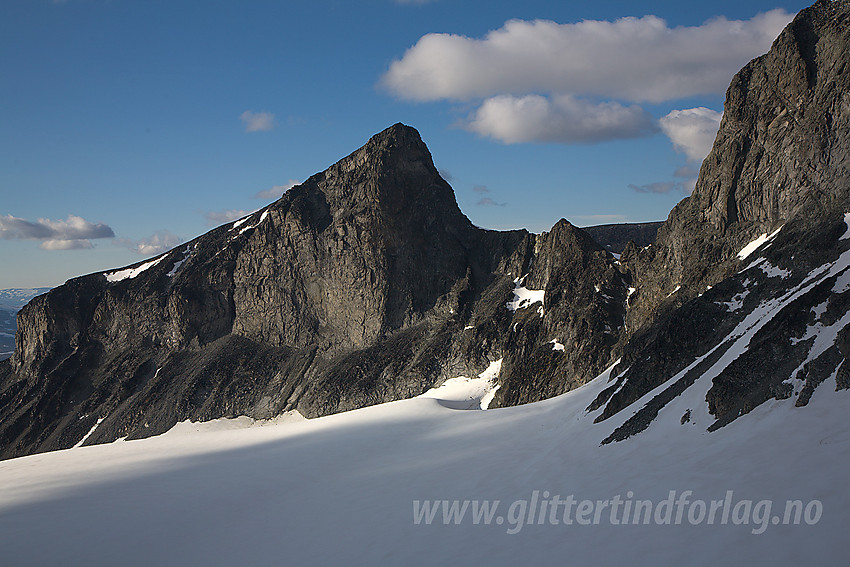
top-left (581, 222), bottom-right (662, 255)
top-left (0, 288), bottom-right (50, 361)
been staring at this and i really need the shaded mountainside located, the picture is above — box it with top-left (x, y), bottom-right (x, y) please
top-left (622, 0), bottom-right (850, 335)
top-left (1, 0), bottom-right (850, 459)
top-left (593, 0), bottom-right (850, 436)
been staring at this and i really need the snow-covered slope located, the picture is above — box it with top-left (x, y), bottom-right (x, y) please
top-left (0, 362), bottom-right (845, 566)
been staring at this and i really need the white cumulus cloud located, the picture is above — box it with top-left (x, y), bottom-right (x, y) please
top-left (659, 107), bottom-right (723, 162)
top-left (381, 10), bottom-right (792, 103)
top-left (465, 94), bottom-right (657, 144)
top-left (381, 9), bottom-right (791, 145)
top-left (240, 111), bottom-right (275, 132)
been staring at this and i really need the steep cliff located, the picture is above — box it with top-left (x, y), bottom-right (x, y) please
top-left (624, 0), bottom-right (850, 333)
top-left (592, 0), bottom-right (850, 437)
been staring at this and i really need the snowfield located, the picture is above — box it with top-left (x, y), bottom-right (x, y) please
top-left (506, 276), bottom-right (545, 312)
top-left (105, 254), bottom-right (167, 282)
top-left (737, 226), bottom-right (783, 260)
top-left (0, 361), bottom-right (847, 566)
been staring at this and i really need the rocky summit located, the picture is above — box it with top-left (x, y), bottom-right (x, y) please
top-left (2, 0), bottom-right (850, 461)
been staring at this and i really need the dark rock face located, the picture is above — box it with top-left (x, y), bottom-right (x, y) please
top-left (623, 0), bottom-right (850, 336)
top-left (493, 220), bottom-right (628, 406)
top-left (596, 211), bottom-right (850, 442)
top-left (593, 0), bottom-right (850, 440)
top-left (2, 1), bottom-right (850, 458)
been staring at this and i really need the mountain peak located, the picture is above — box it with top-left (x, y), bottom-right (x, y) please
top-left (697, 0), bottom-right (850, 231)
top-left (327, 122), bottom-right (434, 178)
top-left (371, 122), bottom-right (423, 144)
top-left (291, 123), bottom-right (467, 234)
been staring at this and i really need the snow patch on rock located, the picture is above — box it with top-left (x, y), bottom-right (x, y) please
top-left (506, 276), bottom-right (544, 312)
top-left (105, 255), bottom-right (167, 283)
top-left (418, 358), bottom-right (503, 410)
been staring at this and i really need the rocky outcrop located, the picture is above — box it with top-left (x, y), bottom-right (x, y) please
top-left (492, 220), bottom-right (628, 406)
top-left (0, 124), bottom-right (626, 459)
top-left (0, 289), bottom-right (50, 361)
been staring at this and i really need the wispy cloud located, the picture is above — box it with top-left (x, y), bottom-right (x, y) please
top-left (472, 185), bottom-right (506, 206)
top-left (0, 214), bottom-right (114, 250)
top-left (115, 231), bottom-right (183, 256)
top-left (254, 180), bottom-right (299, 200)
top-left (629, 162), bottom-right (701, 196)
top-left (674, 165), bottom-right (700, 178)
top-left (240, 110), bottom-right (275, 132)
top-left (203, 209), bottom-right (255, 226)
top-left (477, 197), bottom-right (506, 207)
top-left (628, 181), bottom-right (681, 194)
top-left (673, 164), bottom-right (699, 194)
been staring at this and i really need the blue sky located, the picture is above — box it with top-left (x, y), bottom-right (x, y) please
top-left (1, 0), bottom-right (810, 289)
